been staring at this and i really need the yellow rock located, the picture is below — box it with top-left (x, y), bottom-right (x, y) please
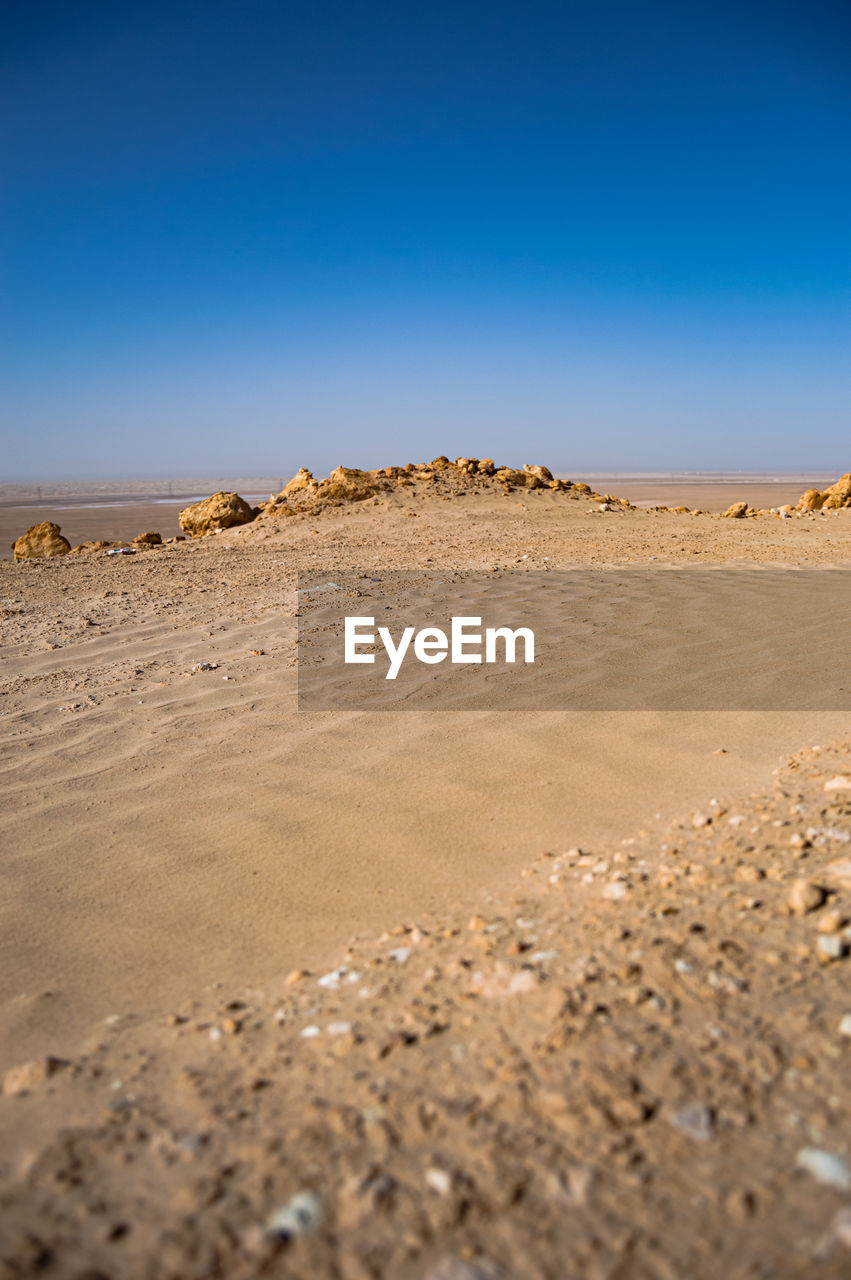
top-left (319, 466), bottom-right (382, 501)
top-left (179, 492), bottom-right (255, 537)
top-left (12, 521), bottom-right (71, 560)
top-left (279, 467), bottom-right (317, 497)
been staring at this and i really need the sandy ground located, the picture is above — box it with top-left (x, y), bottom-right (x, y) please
top-left (1, 477), bottom-right (850, 1276)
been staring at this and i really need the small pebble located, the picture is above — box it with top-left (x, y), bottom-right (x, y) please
top-left (787, 879), bottom-right (826, 916)
top-left (795, 1148), bottom-right (851, 1189)
top-left (267, 1190), bottom-right (322, 1238)
top-left (833, 1207), bottom-right (851, 1249)
top-left (816, 935), bottom-right (844, 962)
top-left (669, 1103), bottom-right (713, 1141)
top-left (425, 1167), bottom-right (452, 1195)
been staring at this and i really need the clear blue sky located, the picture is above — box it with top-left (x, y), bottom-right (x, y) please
top-left (1, 0), bottom-right (848, 479)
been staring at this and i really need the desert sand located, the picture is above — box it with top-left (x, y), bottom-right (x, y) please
top-left (1, 463), bottom-right (850, 1277)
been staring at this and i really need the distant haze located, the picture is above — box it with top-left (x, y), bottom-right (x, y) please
top-left (1, 0), bottom-right (848, 480)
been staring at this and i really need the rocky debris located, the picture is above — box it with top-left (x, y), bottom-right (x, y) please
top-left (711, 472), bottom-right (850, 521)
top-left (178, 490), bottom-right (256, 537)
top-left (11, 521), bottom-right (71, 560)
top-left (67, 540), bottom-right (128, 555)
top-left (1, 741), bottom-right (850, 1278)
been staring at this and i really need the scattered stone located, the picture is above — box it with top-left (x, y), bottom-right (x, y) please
top-left (266, 1190), bottom-right (323, 1238)
top-left (425, 1167), bottom-right (452, 1195)
top-left (839, 1013), bottom-right (851, 1037)
top-left (817, 908), bottom-right (845, 935)
top-left (318, 968), bottom-right (347, 989)
top-left (725, 1188), bottom-right (757, 1221)
top-left (824, 775), bottom-right (851, 792)
top-left (471, 964), bottom-right (538, 998)
top-left (669, 1103), bottom-right (714, 1141)
top-left (833, 1207), bottom-right (851, 1250)
top-left (2, 1056), bottom-right (68, 1096)
top-left (787, 878), bottom-right (826, 916)
top-left (816, 935), bottom-right (845, 962)
top-left (795, 1148), bottom-right (851, 1189)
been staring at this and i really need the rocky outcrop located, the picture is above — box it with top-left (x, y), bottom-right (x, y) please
top-left (797, 473), bottom-right (851, 511)
top-left (722, 501), bottom-right (750, 518)
top-left (178, 492), bottom-right (255, 537)
top-left (12, 522), bottom-right (72, 560)
top-left (251, 457), bottom-right (632, 520)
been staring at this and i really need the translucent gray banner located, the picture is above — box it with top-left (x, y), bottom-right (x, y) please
top-left (296, 568), bottom-right (851, 711)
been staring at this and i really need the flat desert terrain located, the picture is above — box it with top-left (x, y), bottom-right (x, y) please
top-left (1, 465), bottom-right (850, 1278)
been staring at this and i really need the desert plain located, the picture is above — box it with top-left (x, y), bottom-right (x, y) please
top-left (1, 459), bottom-right (850, 1279)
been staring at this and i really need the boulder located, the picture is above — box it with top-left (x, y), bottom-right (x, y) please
top-left (12, 522), bottom-right (71, 561)
top-left (722, 502), bottom-right (749, 519)
top-left (133, 531), bottom-right (162, 546)
top-left (794, 475), bottom-right (850, 512)
top-left (178, 492), bottom-right (255, 537)
top-left (478, 458), bottom-right (496, 475)
top-left (524, 464), bottom-right (554, 483)
top-left (430, 456), bottom-right (451, 470)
